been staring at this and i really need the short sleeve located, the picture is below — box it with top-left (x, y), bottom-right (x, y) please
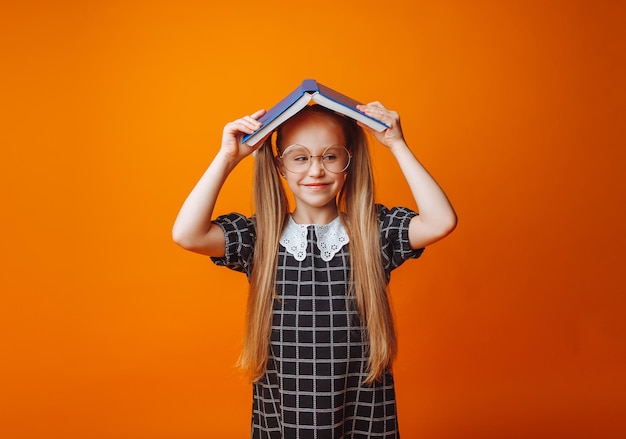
top-left (378, 204), bottom-right (424, 276)
top-left (210, 212), bottom-right (256, 277)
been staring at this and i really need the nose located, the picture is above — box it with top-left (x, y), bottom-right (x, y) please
top-left (307, 155), bottom-right (325, 177)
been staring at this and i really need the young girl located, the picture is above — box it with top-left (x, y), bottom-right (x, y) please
top-left (173, 102), bottom-right (456, 438)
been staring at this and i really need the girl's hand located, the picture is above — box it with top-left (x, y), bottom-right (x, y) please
top-left (356, 102), bottom-right (406, 150)
top-left (219, 109), bottom-right (267, 163)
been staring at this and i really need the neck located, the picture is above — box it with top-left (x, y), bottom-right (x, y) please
top-left (291, 205), bottom-right (339, 225)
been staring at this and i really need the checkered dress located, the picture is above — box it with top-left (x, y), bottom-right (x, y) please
top-left (212, 205), bottom-right (423, 438)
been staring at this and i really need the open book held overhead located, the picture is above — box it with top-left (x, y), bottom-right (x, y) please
top-left (242, 79), bottom-right (390, 146)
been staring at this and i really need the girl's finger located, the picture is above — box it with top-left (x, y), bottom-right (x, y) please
top-left (358, 103), bottom-right (388, 117)
top-left (249, 108), bottom-right (266, 120)
top-left (225, 120), bottom-right (258, 135)
top-left (242, 116), bottom-right (262, 128)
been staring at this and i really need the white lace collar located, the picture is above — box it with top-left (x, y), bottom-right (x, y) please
top-left (279, 216), bottom-right (349, 261)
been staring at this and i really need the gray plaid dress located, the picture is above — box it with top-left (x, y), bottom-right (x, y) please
top-left (212, 205), bottom-right (423, 438)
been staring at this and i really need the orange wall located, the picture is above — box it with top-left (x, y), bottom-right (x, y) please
top-left (1, 1), bottom-right (624, 438)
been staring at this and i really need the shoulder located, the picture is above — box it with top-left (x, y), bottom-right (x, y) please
top-left (376, 204), bottom-right (424, 273)
top-left (376, 204), bottom-right (418, 230)
top-left (210, 212), bottom-right (256, 275)
top-left (213, 212), bottom-right (256, 234)
top-left (212, 212), bottom-right (257, 249)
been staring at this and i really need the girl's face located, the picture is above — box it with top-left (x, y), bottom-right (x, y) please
top-left (277, 111), bottom-right (348, 221)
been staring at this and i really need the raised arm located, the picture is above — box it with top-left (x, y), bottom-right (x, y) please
top-left (357, 103), bottom-right (457, 249)
top-left (172, 110), bottom-right (265, 256)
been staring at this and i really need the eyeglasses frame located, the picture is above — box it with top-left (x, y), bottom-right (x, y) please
top-left (277, 144), bottom-right (352, 174)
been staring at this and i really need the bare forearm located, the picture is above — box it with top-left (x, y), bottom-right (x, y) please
top-left (172, 151), bottom-right (237, 254)
top-left (355, 102), bottom-right (456, 247)
top-left (389, 141), bottom-right (457, 246)
top-left (172, 111), bottom-right (264, 255)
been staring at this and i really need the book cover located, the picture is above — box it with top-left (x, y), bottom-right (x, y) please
top-left (314, 83), bottom-right (390, 131)
top-left (242, 79), bottom-right (388, 146)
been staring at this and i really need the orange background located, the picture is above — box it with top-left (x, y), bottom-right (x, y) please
top-left (1, 1), bottom-right (625, 438)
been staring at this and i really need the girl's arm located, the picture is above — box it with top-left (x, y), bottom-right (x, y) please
top-left (357, 103), bottom-right (457, 250)
top-left (172, 110), bottom-right (265, 256)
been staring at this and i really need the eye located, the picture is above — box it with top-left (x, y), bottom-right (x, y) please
top-left (292, 155), bottom-right (309, 162)
top-left (322, 153), bottom-right (338, 162)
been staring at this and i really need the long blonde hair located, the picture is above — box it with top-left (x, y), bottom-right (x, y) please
top-left (240, 105), bottom-right (395, 384)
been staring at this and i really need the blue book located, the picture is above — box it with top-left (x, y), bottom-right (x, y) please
top-left (242, 79), bottom-right (390, 146)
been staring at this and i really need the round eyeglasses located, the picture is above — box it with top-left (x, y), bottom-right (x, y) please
top-left (279, 144), bottom-right (352, 174)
